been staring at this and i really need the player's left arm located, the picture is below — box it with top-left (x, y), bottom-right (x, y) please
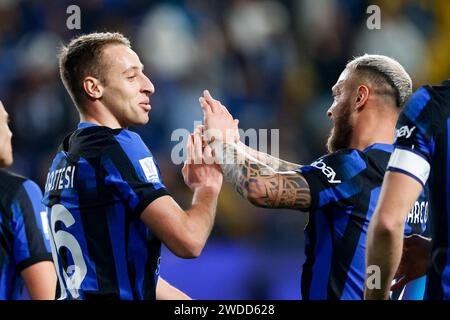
top-left (156, 277), bottom-right (191, 300)
top-left (365, 172), bottom-right (424, 299)
top-left (13, 180), bottom-right (57, 300)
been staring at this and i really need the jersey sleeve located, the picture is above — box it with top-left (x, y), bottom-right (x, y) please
top-left (102, 130), bottom-right (170, 218)
top-left (11, 180), bottom-right (53, 272)
top-left (298, 150), bottom-right (367, 211)
top-left (387, 86), bottom-right (434, 187)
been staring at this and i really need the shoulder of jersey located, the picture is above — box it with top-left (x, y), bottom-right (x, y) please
top-left (65, 126), bottom-right (125, 157)
top-left (0, 170), bottom-right (30, 203)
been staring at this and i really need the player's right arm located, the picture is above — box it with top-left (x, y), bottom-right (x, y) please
top-left (391, 234), bottom-right (431, 291)
top-left (365, 86), bottom-right (433, 299)
top-left (365, 172), bottom-right (424, 299)
top-left (209, 140), bottom-right (311, 211)
top-left (141, 190), bottom-right (219, 258)
top-left (140, 128), bottom-right (222, 258)
top-left (12, 180), bottom-right (56, 299)
top-left (156, 277), bottom-right (191, 300)
top-left (21, 261), bottom-right (57, 300)
top-left (102, 127), bottom-right (222, 259)
top-left (237, 141), bottom-right (301, 172)
top-left (199, 90), bottom-right (311, 211)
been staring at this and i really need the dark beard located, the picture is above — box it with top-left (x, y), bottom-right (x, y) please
top-left (326, 106), bottom-right (353, 153)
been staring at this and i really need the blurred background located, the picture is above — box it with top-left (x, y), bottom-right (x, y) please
top-left (0, 0), bottom-right (449, 299)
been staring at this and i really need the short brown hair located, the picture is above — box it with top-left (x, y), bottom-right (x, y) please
top-left (58, 32), bottom-right (131, 111)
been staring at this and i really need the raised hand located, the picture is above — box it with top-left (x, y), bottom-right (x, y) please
top-left (199, 90), bottom-right (239, 144)
top-left (391, 234), bottom-right (431, 291)
top-left (182, 125), bottom-right (223, 194)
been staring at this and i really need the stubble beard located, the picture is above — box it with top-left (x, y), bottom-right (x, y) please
top-left (326, 105), bottom-right (353, 153)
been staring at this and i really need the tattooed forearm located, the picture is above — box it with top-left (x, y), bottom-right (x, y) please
top-left (237, 142), bottom-right (301, 171)
top-left (210, 141), bottom-right (311, 211)
top-left (256, 153), bottom-right (301, 172)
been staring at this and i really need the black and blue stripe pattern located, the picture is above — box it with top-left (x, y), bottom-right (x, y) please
top-left (0, 170), bottom-right (52, 300)
top-left (299, 143), bottom-right (429, 300)
top-left (391, 80), bottom-right (450, 300)
top-left (43, 123), bottom-right (169, 300)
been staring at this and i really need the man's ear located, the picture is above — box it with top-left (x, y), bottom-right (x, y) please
top-left (354, 85), bottom-right (370, 111)
top-left (83, 76), bottom-right (103, 100)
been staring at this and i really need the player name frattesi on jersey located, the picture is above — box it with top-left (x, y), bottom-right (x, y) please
top-left (45, 165), bottom-right (76, 192)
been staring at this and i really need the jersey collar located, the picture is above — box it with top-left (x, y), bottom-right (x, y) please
top-left (362, 143), bottom-right (394, 153)
top-left (78, 122), bottom-right (100, 129)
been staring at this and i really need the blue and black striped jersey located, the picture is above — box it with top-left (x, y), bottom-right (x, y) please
top-left (299, 143), bottom-right (429, 300)
top-left (0, 169), bottom-right (52, 300)
top-left (387, 79), bottom-right (450, 300)
top-left (42, 123), bottom-right (169, 300)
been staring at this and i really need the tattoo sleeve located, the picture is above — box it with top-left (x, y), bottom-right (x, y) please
top-left (210, 140), bottom-right (311, 211)
top-left (238, 142), bottom-right (301, 171)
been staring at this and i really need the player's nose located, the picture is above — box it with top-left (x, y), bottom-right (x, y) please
top-left (141, 74), bottom-right (155, 96)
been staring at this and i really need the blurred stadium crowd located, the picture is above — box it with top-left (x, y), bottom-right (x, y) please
top-left (1, 0), bottom-right (449, 299)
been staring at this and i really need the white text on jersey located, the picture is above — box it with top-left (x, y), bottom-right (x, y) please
top-left (396, 125), bottom-right (416, 139)
top-left (406, 200), bottom-right (428, 225)
top-left (310, 159), bottom-right (342, 184)
top-left (45, 166), bottom-right (76, 192)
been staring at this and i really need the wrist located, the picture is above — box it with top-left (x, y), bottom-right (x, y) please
top-left (209, 139), bottom-right (238, 152)
top-left (193, 185), bottom-right (221, 197)
top-left (237, 141), bottom-right (246, 149)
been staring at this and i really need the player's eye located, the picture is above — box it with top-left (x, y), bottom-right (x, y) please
top-left (127, 75), bottom-right (136, 80)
